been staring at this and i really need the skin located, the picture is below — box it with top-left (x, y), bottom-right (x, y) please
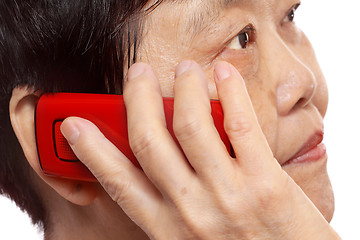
top-left (138, 0), bottom-right (333, 221)
top-left (9, 0), bottom-right (340, 239)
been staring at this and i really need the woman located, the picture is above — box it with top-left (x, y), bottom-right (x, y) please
top-left (0, 0), bottom-right (341, 239)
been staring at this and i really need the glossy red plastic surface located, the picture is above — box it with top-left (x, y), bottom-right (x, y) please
top-left (35, 93), bottom-right (230, 182)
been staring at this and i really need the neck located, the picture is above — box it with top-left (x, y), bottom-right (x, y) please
top-left (44, 190), bottom-right (149, 240)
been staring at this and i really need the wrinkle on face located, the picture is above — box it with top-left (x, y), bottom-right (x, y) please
top-left (136, 0), bottom-right (333, 220)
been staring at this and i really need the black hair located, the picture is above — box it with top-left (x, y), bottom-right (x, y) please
top-left (0, 0), bottom-right (161, 231)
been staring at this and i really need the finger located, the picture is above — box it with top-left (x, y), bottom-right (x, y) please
top-left (173, 61), bottom-right (233, 178)
top-left (124, 63), bottom-right (195, 197)
top-left (214, 61), bottom-right (276, 171)
top-left (60, 117), bottom-right (162, 227)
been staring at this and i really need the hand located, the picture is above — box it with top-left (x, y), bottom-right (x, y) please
top-left (61, 61), bottom-right (340, 239)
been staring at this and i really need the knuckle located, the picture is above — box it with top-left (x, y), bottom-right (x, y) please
top-left (179, 210), bottom-right (210, 238)
top-left (260, 181), bottom-right (279, 202)
top-left (252, 177), bottom-right (287, 210)
top-left (100, 169), bottom-right (132, 205)
top-left (129, 126), bottom-right (159, 159)
top-left (224, 112), bottom-right (254, 139)
top-left (211, 187), bottom-right (244, 222)
top-left (173, 114), bottom-right (203, 142)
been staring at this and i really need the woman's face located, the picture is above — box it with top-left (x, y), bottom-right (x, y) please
top-left (134, 0), bottom-right (334, 221)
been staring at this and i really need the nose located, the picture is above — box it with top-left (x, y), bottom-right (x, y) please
top-left (274, 42), bottom-right (317, 116)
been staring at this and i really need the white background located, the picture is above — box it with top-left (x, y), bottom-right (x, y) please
top-left (1, 0), bottom-right (359, 239)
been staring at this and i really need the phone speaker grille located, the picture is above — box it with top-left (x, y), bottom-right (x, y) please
top-left (54, 121), bottom-right (78, 162)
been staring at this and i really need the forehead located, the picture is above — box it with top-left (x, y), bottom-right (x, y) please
top-left (156, 0), bottom-right (257, 35)
top-left (142, 0), bottom-right (281, 55)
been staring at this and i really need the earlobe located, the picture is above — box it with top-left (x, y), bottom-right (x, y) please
top-left (10, 86), bottom-right (98, 206)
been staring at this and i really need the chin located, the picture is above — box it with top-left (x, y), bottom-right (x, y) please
top-left (282, 156), bottom-right (335, 222)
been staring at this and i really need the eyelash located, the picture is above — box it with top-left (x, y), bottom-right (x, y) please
top-left (227, 24), bottom-right (255, 50)
top-left (284, 3), bottom-right (301, 23)
top-left (227, 3), bottom-right (301, 50)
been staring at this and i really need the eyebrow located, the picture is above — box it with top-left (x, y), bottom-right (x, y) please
top-left (211, 0), bottom-right (247, 13)
top-left (218, 0), bottom-right (244, 8)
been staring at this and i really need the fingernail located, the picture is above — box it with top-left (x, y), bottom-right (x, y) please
top-left (214, 62), bottom-right (232, 82)
top-left (127, 63), bottom-right (147, 81)
top-left (175, 60), bottom-right (193, 77)
top-left (60, 119), bottom-right (80, 145)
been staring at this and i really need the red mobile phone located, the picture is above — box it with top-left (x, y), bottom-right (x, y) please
top-left (35, 93), bottom-right (231, 182)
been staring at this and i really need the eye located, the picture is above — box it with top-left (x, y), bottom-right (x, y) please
top-left (284, 3), bottom-right (300, 23)
top-left (228, 25), bottom-right (254, 50)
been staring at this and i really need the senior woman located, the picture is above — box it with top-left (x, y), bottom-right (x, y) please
top-left (1, 0), bottom-right (340, 239)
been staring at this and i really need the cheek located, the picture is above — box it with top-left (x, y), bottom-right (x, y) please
top-left (138, 49), bottom-right (178, 98)
top-left (247, 82), bottom-right (279, 152)
top-left (307, 56), bottom-right (328, 118)
top-left (218, 48), bottom-right (259, 79)
top-left (157, 68), bottom-right (176, 98)
top-left (313, 75), bottom-right (328, 118)
top-left (217, 52), bottom-right (279, 151)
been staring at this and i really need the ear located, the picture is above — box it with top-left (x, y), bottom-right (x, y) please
top-left (10, 87), bottom-right (98, 206)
